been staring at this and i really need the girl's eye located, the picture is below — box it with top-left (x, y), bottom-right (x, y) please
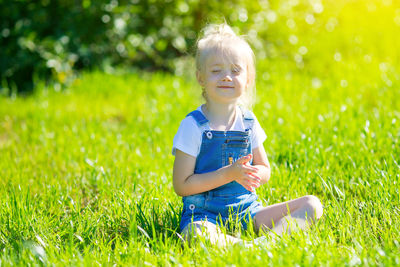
top-left (212, 69), bottom-right (221, 73)
top-left (232, 68), bottom-right (240, 74)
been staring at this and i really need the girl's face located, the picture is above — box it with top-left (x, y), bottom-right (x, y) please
top-left (197, 48), bottom-right (249, 105)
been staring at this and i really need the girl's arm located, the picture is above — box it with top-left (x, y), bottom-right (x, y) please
top-left (251, 144), bottom-right (271, 185)
top-left (173, 149), bottom-right (261, 197)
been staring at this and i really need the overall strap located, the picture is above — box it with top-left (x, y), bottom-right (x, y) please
top-left (241, 108), bottom-right (255, 130)
top-left (186, 110), bottom-right (209, 126)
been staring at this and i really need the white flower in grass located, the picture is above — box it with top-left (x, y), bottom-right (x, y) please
top-left (289, 35), bottom-right (298, 45)
top-left (305, 14), bottom-right (315, 24)
top-left (334, 52), bottom-right (342, 62)
top-left (312, 77), bottom-right (322, 89)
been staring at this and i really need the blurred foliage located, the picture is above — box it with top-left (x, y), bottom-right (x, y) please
top-left (1, 0), bottom-right (400, 94)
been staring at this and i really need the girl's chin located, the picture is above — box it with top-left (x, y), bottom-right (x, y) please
top-left (210, 98), bottom-right (240, 105)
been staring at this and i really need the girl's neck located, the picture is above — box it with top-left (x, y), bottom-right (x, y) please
top-left (202, 102), bottom-right (237, 131)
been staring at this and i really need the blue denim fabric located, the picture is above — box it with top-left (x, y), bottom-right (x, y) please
top-left (179, 110), bottom-right (263, 231)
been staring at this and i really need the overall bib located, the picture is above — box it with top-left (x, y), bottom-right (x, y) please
top-left (180, 109), bottom-right (263, 231)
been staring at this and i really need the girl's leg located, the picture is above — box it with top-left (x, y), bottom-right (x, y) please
top-left (181, 221), bottom-right (242, 246)
top-left (254, 195), bottom-right (323, 236)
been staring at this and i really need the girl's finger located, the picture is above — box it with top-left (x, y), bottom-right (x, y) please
top-left (243, 165), bottom-right (259, 173)
top-left (247, 179), bottom-right (260, 188)
top-left (237, 154), bottom-right (252, 164)
top-left (243, 183), bottom-right (253, 192)
top-left (248, 172), bottom-right (261, 181)
top-left (245, 179), bottom-right (259, 189)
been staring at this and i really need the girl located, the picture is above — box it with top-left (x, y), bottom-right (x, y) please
top-left (172, 24), bottom-right (323, 246)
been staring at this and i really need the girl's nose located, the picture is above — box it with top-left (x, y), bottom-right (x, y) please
top-left (222, 72), bottom-right (232, 81)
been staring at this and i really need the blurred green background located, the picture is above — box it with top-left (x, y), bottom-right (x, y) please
top-left (2, 0), bottom-right (399, 94)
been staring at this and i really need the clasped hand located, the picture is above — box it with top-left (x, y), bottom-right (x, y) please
top-left (227, 154), bottom-right (261, 192)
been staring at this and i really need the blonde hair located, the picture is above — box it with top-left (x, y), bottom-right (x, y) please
top-left (195, 23), bottom-right (256, 109)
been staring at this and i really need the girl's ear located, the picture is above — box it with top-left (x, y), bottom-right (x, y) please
top-left (196, 70), bottom-right (204, 87)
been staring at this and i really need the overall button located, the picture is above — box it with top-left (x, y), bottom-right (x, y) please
top-left (189, 204), bottom-right (195, 210)
top-left (206, 131), bottom-right (213, 139)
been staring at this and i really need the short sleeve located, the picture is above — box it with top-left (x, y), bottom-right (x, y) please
top-left (172, 117), bottom-right (202, 157)
top-left (250, 114), bottom-right (267, 149)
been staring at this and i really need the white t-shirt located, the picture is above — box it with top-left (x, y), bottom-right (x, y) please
top-left (172, 105), bottom-right (267, 157)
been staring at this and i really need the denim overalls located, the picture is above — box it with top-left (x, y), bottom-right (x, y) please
top-left (180, 109), bottom-right (263, 231)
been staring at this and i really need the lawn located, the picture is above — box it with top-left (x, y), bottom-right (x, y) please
top-left (1, 1), bottom-right (400, 266)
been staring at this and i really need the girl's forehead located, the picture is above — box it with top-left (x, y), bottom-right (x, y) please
top-left (204, 47), bottom-right (247, 67)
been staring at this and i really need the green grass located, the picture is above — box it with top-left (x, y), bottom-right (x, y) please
top-left (1, 1), bottom-right (400, 265)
